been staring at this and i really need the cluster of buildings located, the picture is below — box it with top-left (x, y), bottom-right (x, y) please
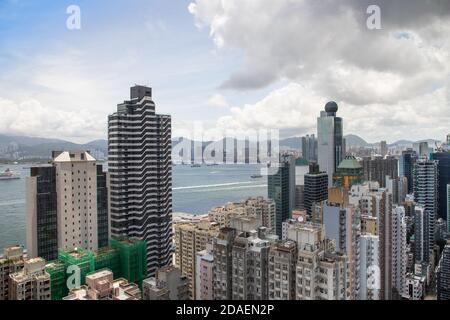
top-left (0, 86), bottom-right (449, 301)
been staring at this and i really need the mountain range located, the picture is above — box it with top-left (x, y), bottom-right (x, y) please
top-left (0, 133), bottom-right (443, 161)
top-left (0, 134), bottom-right (108, 161)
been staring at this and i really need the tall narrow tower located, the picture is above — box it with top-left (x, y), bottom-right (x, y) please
top-left (317, 101), bottom-right (344, 186)
top-left (413, 158), bottom-right (438, 264)
top-left (108, 85), bottom-right (172, 276)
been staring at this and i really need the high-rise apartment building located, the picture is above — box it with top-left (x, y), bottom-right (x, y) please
top-left (231, 230), bottom-right (271, 300)
top-left (287, 221), bottom-right (350, 300)
top-left (0, 246), bottom-right (26, 300)
top-left (26, 151), bottom-right (109, 261)
top-left (414, 206), bottom-right (430, 264)
top-left (208, 197), bottom-right (276, 233)
top-left (437, 241), bottom-right (450, 300)
top-left (448, 185), bottom-right (450, 234)
top-left (318, 195), bottom-right (361, 299)
top-left (142, 266), bottom-right (188, 300)
top-left (195, 245), bottom-right (214, 300)
top-left (268, 154), bottom-right (296, 236)
top-left (108, 85), bottom-right (172, 276)
top-left (361, 156), bottom-right (398, 188)
top-left (380, 141), bottom-right (388, 157)
top-left (413, 158), bottom-right (438, 263)
top-left (391, 206), bottom-right (407, 299)
top-left (413, 142), bottom-right (431, 158)
top-left (386, 176), bottom-right (408, 205)
top-left (301, 134), bottom-right (318, 163)
top-left (212, 228), bottom-right (236, 300)
top-left (359, 234), bottom-right (380, 300)
top-left (303, 163), bottom-right (328, 216)
top-left (173, 221), bottom-right (219, 299)
top-left (349, 182), bottom-right (393, 300)
top-left (431, 151), bottom-right (450, 220)
top-left (268, 240), bottom-right (297, 300)
top-left (9, 258), bottom-right (51, 300)
top-left (317, 101), bottom-right (344, 186)
top-left (295, 185), bottom-right (305, 210)
top-left (399, 149), bottom-right (418, 194)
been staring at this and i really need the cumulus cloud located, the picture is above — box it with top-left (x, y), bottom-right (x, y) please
top-left (0, 97), bottom-right (106, 141)
top-left (188, 0), bottom-right (450, 141)
top-left (207, 93), bottom-right (230, 108)
top-left (209, 82), bottom-right (449, 142)
top-left (189, 0), bottom-right (450, 104)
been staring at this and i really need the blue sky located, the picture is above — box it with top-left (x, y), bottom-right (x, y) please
top-left (0, 0), bottom-right (449, 143)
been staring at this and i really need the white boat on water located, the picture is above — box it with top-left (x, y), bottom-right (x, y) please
top-left (0, 168), bottom-right (20, 180)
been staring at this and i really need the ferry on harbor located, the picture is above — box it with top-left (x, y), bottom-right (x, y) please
top-left (0, 168), bottom-right (20, 180)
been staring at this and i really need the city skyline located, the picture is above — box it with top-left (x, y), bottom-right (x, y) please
top-left (0, 0), bottom-right (449, 143)
top-left (0, 0), bottom-right (449, 304)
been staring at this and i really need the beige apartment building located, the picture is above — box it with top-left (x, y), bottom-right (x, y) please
top-left (9, 258), bottom-right (51, 300)
top-left (208, 197), bottom-right (276, 232)
top-left (174, 221), bottom-right (220, 299)
top-left (143, 266), bottom-right (188, 300)
top-left (0, 246), bottom-right (26, 300)
top-left (287, 221), bottom-right (350, 300)
top-left (63, 269), bottom-right (141, 300)
top-left (268, 240), bottom-right (297, 300)
top-left (196, 244), bottom-right (214, 300)
top-left (27, 151), bottom-right (108, 262)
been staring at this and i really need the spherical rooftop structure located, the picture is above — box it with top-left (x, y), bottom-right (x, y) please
top-left (325, 101), bottom-right (338, 113)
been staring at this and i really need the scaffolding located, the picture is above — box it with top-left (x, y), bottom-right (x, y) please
top-left (45, 237), bottom-right (147, 299)
top-left (93, 247), bottom-right (121, 278)
top-left (58, 247), bottom-right (95, 286)
top-left (109, 236), bottom-right (147, 287)
top-left (45, 261), bottom-right (66, 300)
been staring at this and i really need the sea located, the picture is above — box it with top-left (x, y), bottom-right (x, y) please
top-left (0, 163), bottom-right (269, 250)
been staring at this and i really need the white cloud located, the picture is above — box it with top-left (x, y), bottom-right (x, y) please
top-left (207, 93), bottom-right (230, 108)
top-left (188, 0), bottom-right (450, 141)
top-left (209, 82), bottom-right (449, 143)
top-left (189, 0), bottom-right (450, 99)
top-left (0, 97), bottom-right (105, 142)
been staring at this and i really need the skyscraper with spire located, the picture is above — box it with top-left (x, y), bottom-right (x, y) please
top-left (317, 101), bottom-right (344, 186)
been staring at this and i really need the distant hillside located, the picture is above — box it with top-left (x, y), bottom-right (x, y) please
top-left (344, 134), bottom-right (369, 148)
top-left (0, 133), bottom-right (444, 161)
top-left (0, 134), bottom-right (108, 160)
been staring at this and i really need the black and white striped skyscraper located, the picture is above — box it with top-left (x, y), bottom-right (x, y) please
top-left (108, 85), bottom-right (172, 276)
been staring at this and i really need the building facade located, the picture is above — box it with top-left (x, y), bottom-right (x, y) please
top-left (268, 154), bottom-right (296, 236)
top-left (0, 246), bottom-right (26, 300)
top-left (317, 101), bottom-right (344, 187)
top-left (303, 163), bottom-right (328, 216)
top-left (437, 241), bottom-right (450, 300)
top-left (26, 151), bottom-right (109, 261)
top-left (268, 240), bottom-right (297, 300)
top-left (9, 258), bottom-right (51, 300)
top-left (413, 158), bottom-right (438, 264)
top-left (108, 85), bottom-right (172, 276)
top-left (431, 151), bottom-right (450, 220)
top-left (173, 221), bottom-right (219, 299)
top-left (361, 156), bottom-right (398, 188)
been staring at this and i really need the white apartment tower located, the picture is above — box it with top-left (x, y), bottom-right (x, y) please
top-left (359, 234), bottom-right (380, 300)
top-left (391, 206), bottom-right (407, 298)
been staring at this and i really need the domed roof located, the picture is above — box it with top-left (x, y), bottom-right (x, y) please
top-left (325, 101), bottom-right (338, 113)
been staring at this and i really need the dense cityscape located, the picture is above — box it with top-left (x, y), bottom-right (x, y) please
top-left (0, 85), bottom-right (449, 301)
